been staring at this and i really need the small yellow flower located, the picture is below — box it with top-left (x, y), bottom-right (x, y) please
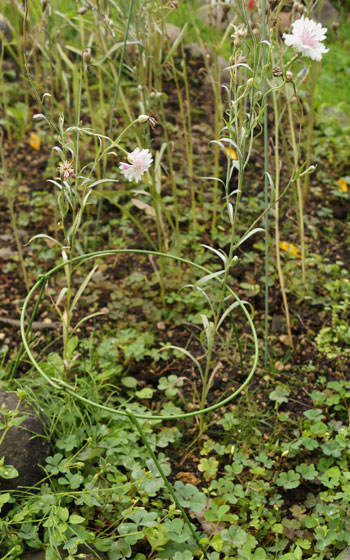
top-left (279, 241), bottom-right (301, 259)
top-left (225, 146), bottom-right (238, 160)
top-left (29, 132), bottom-right (41, 151)
top-left (337, 178), bottom-right (348, 193)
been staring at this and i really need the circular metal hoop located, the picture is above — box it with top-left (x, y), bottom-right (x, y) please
top-left (21, 249), bottom-right (258, 420)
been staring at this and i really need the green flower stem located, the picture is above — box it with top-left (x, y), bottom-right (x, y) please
top-left (272, 88), bottom-right (293, 348)
top-left (287, 100), bottom-right (306, 284)
top-left (261, 0), bottom-right (269, 366)
top-left (303, 63), bottom-right (319, 202)
top-left (126, 409), bottom-right (209, 559)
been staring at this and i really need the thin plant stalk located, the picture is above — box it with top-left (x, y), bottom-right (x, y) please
top-left (303, 63), bottom-right (319, 202)
top-left (272, 89), bottom-right (293, 347)
top-left (180, 42), bottom-right (196, 233)
top-left (211, 53), bottom-right (223, 233)
top-left (287, 100), bottom-right (306, 284)
top-left (170, 55), bottom-right (197, 232)
top-left (261, 0), bottom-right (270, 366)
top-left (158, 98), bottom-right (180, 253)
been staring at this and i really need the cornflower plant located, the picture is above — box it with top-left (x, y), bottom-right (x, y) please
top-left (30, 105), bottom-right (153, 371)
top-left (180, 0), bottom-right (329, 391)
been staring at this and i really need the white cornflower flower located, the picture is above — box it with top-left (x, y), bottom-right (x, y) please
top-left (283, 16), bottom-right (329, 61)
top-left (119, 148), bottom-right (153, 182)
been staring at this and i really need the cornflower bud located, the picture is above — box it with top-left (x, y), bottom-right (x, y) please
top-left (82, 49), bottom-right (91, 65)
top-left (137, 114), bottom-right (157, 128)
top-left (272, 66), bottom-right (283, 77)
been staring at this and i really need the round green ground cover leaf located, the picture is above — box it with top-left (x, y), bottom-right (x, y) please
top-left (276, 470), bottom-right (301, 489)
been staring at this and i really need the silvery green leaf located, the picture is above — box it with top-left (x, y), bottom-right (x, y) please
top-left (201, 244), bottom-right (227, 265)
top-left (164, 345), bottom-right (204, 380)
top-left (56, 287), bottom-right (68, 307)
top-left (87, 178), bottom-right (119, 189)
top-left (217, 300), bottom-right (249, 329)
top-left (197, 176), bottom-right (225, 187)
top-left (225, 63), bottom-right (253, 73)
top-left (227, 202), bottom-right (234, 224)
top-left (228, 188), bottom-right (241, 197)
top-left (47, 179), bottom-right (63, 190)
top-left (200, 314), bottom-right (215, 347)
top-left (211, 138), bottom-right (242, 159)
top-left (71, 266), bottom-right (98, 313)
top-left (196, 269), bottom-right (225, 286)
top-left (27, 234), bottom-right (62, 247)
top-left (235, 228), bottom-right (264, 249)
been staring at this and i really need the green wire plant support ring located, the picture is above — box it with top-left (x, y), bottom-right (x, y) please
top-left (21, 249), bottom-right (259, 421)
top-left (21, 249), bottom-right (259, 559)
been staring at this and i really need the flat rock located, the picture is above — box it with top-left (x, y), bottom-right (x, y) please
top-left (165, 23), bottom-right (180, 44)
top-left (216, 55), bottom-right (231, 84)
top-left (197, 1), bottom-right (234, 30)
top-left (337, 547), bottom-right (350, 560)
top-left (0, 14), bottom-right (12, 42)
top-left (312, 0), bottom-right (338, 26)
top-left (0, 390), bottom-right (50, 491)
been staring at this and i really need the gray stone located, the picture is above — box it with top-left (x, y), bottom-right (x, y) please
top-left (312, 0), bottom-right (338, 27)
top-left (165, 23), bottom-right (181, 44)
top-left (0, 14), bottom-right (12, 42)
top-left (0, 390), bottom-right (50, 491)
top-left (216, 55), bottom-right (231, 85)
top-left (337, 547), bottom-right (350, 560)
top-left (197, 1), bottom-right (234, 30)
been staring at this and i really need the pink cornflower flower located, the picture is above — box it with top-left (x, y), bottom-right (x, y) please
top-left (119, 148), bottom-right (153, 183)
top-left (59, 161), bottom-right (76, 182)
top-left (283, 16), bottom-right (329, 61)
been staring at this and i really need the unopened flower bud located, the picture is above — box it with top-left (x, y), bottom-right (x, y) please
top-left (137, 114), bottom-right (158, 128)
top-left (138, 114), bottom-right (150, 123)
top-left (285, 71), bottom-right (294, 82)
top-left (82, 49), bottom-right (91, 65)
top-left (332, 21), bottom-right (339, 33)
top-left (78, 7), bottom-right (88, 14)
top-left (246, 77), bottom-right (254, 88)
top-left (272, 66), bottom-right (283, 77)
